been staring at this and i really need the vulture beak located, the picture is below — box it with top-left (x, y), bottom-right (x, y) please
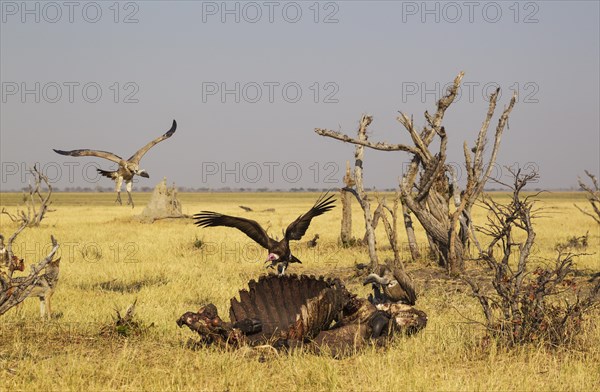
top-left (264, 253), bottom-right (279, 269)
top-left (138, 170), bottom-right (149, 178)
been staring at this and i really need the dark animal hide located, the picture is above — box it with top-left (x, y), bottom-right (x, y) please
top-left (177, 274), bottom-right (427, 356)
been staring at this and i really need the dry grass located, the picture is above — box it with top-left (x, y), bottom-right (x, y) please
top-left (1, 191), bottom-right (599, 391)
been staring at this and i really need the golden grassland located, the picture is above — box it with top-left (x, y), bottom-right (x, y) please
top-left (0, 191), bottom-right (599, 391)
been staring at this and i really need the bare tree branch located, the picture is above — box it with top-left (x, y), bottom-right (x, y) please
top-left (575, 170), bottom-right (600, 224)
top-left (314, 128), bottom-right (419, 154)
top-left (3, 164), bottom-right (53, 227)
top-left (5, 219), bottom-right (28, 279)
top-left (1, 208), bottom-right (21, 223)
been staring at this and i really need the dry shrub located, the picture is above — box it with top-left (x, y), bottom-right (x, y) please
top-left (465, 169), bottom-right (600, 347)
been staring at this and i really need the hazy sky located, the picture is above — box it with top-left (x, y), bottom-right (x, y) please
top-left (1, 1), bottom-right (598, 191)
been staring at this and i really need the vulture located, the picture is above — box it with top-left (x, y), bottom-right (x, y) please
top-left (307, 234), bottom-right (319, 248)
top-left (53, 120), bottom-right (177, 207)
top-left (363, 263), bottom-right (417, 305)
top-left (194, 193), bottom-right (335, 275)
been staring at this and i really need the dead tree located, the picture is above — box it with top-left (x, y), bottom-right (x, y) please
top-left (575, 170), bottom-right (600, 224)
top-left (327, 119), bottom-right (411, 286)
top-left (0, 219), bottom-right (59, 316)
top-left (400, 198), bottom-right (421, 261)
top-left (364, 201), bottom-right (385, 245)
top-left (1, 165), bottom-right (53, 227)
top-left (464, 169), bottom-right (600, 347)
top-left (316, 72), bottom-right (516, 275)
top-left (378, 196), bottom-right (402, 267)
top-left (340, 161), bottom-right (355, 245)
top-left (342, 115), bottom-right (380, 268)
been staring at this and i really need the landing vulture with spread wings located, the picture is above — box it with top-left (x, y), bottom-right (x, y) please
top-left (194, 193), bottom-right (335, 275)
top-left (53, 120), bottom-right (177, 207)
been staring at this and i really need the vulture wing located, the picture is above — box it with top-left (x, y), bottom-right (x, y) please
top-left (97, 169), bottom-right (119, 180)
top-left (53, 149), bottom-right (123, 164)
top-left (391, 266), bottom-right (417, 306)
top-left (128, 120), bottom-right (177, 163)
top-left (194, 212), bottom-right (272, 249)
top-left (285, 193), bottom-right (336, 241)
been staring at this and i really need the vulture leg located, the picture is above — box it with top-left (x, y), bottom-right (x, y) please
top-left (277, 262), bottom-right (288, 276)
top-left (126, 181), bottom-right (134, 208)
top-left (127, 192), bottom-right (134, 208)
top-left (114, 177), bottom-right (123, 205)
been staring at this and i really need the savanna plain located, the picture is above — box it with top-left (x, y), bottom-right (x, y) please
top-left (0, 191), bottom-right (598, 391)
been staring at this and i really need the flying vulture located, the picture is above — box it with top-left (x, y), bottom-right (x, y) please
top-left (53, 120), bottom-right (177, 208)
top-left (194, 193), bottom-right (336, 275)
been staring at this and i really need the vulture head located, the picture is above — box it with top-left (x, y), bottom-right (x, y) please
top-left (266, 253), bottom-right (279, 263)
top-left (363, 264), bottom-right (417, 306)
top-left (136, 169), bottom-right (150, 178)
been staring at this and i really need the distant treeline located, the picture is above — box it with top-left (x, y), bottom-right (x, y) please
top-left (7, 186), bottom-right (353, 193)
top-left (3, 186), bottom-right (565, 193)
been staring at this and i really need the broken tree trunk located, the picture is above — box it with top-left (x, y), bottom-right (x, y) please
top-left (340, 161), bottom-right (355, 245)
top-left (354, 115), bottom-right (379, 270)
top-left (340, 190), bottom-right (353, 244)
top-left (378, 195), bottom-right (407, 271)
top-left (400, 198), bottom-right (421, 261)
top-left (364, 202), bottom-right (384, 244)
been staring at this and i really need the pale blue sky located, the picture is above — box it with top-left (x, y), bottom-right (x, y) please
top-left (1, 1), bottom-right (598, 190)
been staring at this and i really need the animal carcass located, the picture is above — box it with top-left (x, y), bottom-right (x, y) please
top-left (177, 274), bottom-right (427, 356)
